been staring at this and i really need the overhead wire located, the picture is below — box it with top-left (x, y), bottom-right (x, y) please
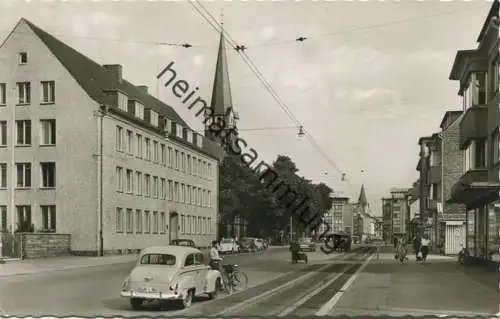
top-left (189, 0), bottom-right (363, 201)
top-left (0, 4), bottom-right (488, 50)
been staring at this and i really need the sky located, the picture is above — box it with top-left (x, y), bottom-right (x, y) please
top-left (0, 0), bottom-right (493, 216)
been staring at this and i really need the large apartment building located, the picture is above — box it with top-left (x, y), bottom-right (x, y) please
top-left (0, 19), bottom-right (223, 255)
top-left (447, 0), bottom-right (500, 262)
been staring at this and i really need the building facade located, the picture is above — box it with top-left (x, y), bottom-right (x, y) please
top-left (389, 188), bottom-right (409, 237)
top-left (447, 0), bottom-right (500, 263)
top-left (0, 19), bottom-right (223, 255)
top-left (382, 197), bottom-right (392, 242)
top-left (331, 196), bottom-right (349, 232)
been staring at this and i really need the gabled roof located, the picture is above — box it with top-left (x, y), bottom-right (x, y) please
top-left (477, 0), bottom-right (499, 43)
top-left (23, 18), bottom-right (190, 128)
top-left (439, 111), bottom-right (463, 130)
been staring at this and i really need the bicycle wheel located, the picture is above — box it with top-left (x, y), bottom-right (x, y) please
top-left (231, 270), bottom-right (248, 291)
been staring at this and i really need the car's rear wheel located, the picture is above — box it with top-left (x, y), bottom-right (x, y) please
top-left (180, 289), bottom-right (193, 309)
top-left (209, 279), bottom-right (220, 299)
top-left (130, 298), bottom-right (143, 310)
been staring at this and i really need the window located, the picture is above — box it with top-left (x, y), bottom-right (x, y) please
top-left (16, 120), bottom-right (31, 145)
top-left (116, 207), bottom-right (123, 233)
top-left (187, 185), bottom-right (191, 204)
top-left (192, 157), bottom-right (197, 175)
top-left (145, 138), bottom-right (151, 160)
top-left (136, 171), bottom-right (142, 196)
top-left (208, 164), bottom-right (212, 179)
top-left (181, 152), bottom-right (185, 172)
top-left (494, 129), bottom-right (500, 164)
top-left (198, 159), bottom-right (202, 176)
top-left (16, 205), bottom-right (31, 228)
top-left (145, 174), bottom-right (151, 197)
top-left (41, 81), bottom-right (55, 103)
top-left (16, 163), bottom-right (31, 188)
top-left (1, 206), bottom-right (6, 232)
top-left (18, 52), bottom-right (27, 64)
top-left (180, 183), bottom-right (185, 202)
top-left (150, 110), bottom-right (159, 126)
top-left (153, 141), bottom-right (159, 163)
top-left (126, 208), bottom-right (133, 233)
top-left (40, 119), bottom-right (56, 145)
top-left (40, 162), bottom-right (56, 188)
top-left (175, 150), bottom-right (179, 169)
top-left (118, 92), bottom-right (128, 111)
top-left (136, 209), bottom-right (142, 233)
top-left (185, 254), bottom-right (195, 267)
top-left (0, 121), bottom-right (6, 146)
top-left (203, 217), bottom-right (207, 235)
top-left (135, 102), bottom-right (144, 119)
top-left (16, 82), bottom-right (30, 104)
top-left (168, 147), bottom-right (173, 167)
top-left (126, 169), bottom-right (133, 193)
top-left (168, 180), bottom-right (173, 200)
top-left (0, 163), bottom-right (6, 188)
top-left (116, 126), bottom-right (123, 151)
top-left (174, 182), bottom-right (179, 201)
top-left (161, 144), bottom-right (166, 165)
top-left (475, 139), bottom-right (487, 168)
top-left (465, 72), bottom-right (487, 110)
top-left (136, 134), bottom-right (142, 157)
top-left (491, 56), bottom-right (499, 97)
top-left (198, 217), bottom-right (202, 234)
top-left (184, 185), bottom-right (189, 203)
top-left (160, 212), bottom-right (166, 233)
top-left (116, 167), bottom-right (123, 192)
top-left (181, 214), bottom-right (185, 234)
top-left (160, 178), bottom-right (166, 199)
top-left (430, 183), bottom-right (438, 200)
top-left (41, 205), bottom-right (56, 231)
top-left (191, 187), bottom-right (195, 205)
top-left (152, 211), bottom-right (159, 234)
top-left (208, 217), bottom-right (212, 234)
top-left (144, 210), bottom-right (151, 233)
top-left (153, 176), bottom-right (158, 198)
top-left (126, 130), bottom-right (133, 154)
top-left (0, 83), bottom-right (6, 105)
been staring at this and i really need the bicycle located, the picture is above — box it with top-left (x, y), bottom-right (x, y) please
top-left (222, 263), bottom-right (248, 293)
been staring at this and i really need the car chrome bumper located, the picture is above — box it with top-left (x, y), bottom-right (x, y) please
top-left (120, 290), bottom-right (182, 300)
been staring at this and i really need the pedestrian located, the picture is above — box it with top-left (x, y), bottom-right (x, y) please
top-left (421, 235), bottom-right (430, 263)
top-left (395, 237), bottom-right (408, 264)
top-left (393, 236), bottom-right (398, 248)
top-left (413, 235), bottom-right (422, 263)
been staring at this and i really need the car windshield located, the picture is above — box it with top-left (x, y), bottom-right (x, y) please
top-left (221, 239), bottom-right (233, 244)
top-left (139, 253), bottom-right (176, 265)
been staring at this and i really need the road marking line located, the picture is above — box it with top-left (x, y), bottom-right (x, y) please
top-left (215, 250), bottom-right (362, 316)
top-left (277, 252), bottom-right (370, 317)
top-left (315, 253), bottom-right (374, 316)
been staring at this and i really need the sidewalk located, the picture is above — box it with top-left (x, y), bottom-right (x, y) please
top-left (330, 246), bottom-right (500, 316)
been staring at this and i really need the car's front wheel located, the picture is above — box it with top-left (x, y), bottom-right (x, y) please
top-left (130, 298), bottom-right (143, 310)
top-left (180, 289), bottom-right (193, 309)
top-left (209, 279), bottom-right (221, 299)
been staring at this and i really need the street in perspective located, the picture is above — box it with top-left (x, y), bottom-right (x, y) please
top-left (1, 0), bottom-right (500, 318)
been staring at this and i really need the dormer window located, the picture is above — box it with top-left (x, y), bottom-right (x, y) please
top-left (176, 124), bottom-right (183, 138)
top-left (117, 92), bottom-right (128, 111)
top-left (186, 130), bottom-right (193, 143)
top-left (134, 101), bottom-right (144, 119)
top-left (150, 110), bottom-right (159, 126)
top-left (164, 118), bottom-right (172, 133)
top-left (196, 134), bottom-right (203, 148)
top-left (18, 52), bottom-right (27, 64)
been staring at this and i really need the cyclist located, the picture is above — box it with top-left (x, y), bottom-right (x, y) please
top-left (209, 240), bottom-right (229, 292)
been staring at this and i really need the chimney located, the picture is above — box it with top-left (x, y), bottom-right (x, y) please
top-left (137, 85), bottom-right (148, 93)
top-left (103, 64), bottom-right (123, 82)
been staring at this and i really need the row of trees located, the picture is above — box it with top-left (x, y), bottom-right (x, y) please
top-left (218, 153), bottom-right (334, 240)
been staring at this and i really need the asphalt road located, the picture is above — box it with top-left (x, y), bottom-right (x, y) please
top-left (0, 246), bottom-right (375, 317)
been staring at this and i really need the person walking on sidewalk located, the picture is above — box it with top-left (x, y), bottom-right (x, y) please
top-left (421, 235), bottom-right (430, 263)
top-left (413, 235), bottom-right (422, 263)
top-left (396, 237), bottom-right (408, 264)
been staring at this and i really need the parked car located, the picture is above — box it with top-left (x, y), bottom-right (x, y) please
top-left (170, 239), bottom-right (195, 247)
top-left (298, 237), bottom-right (316, 252)
top-left (120, 245), bottom-right (222, 310)
top-left (219, 238), bottom-right (239, 254)
top-left (239, 237), bottom-right (256, 252)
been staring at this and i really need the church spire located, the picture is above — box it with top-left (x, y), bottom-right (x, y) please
top-left (209, 13), bottom-right (233, 117)
top-left (358, 184), bottom-right (368, 212)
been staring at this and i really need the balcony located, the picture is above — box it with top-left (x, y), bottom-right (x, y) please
top-left (459, 106), bottom-right (488, 149)
top-left (429, 165), bottom-right (442, 183)
top-left (448, 169), bottom-right (500, 206)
